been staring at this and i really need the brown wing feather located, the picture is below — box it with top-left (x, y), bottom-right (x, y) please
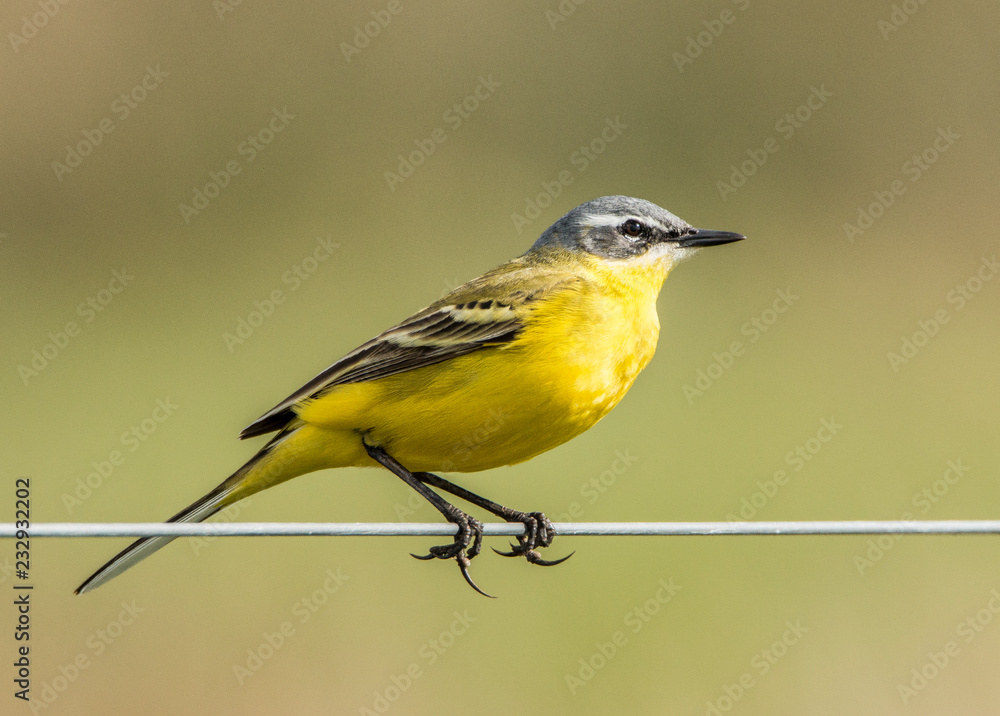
top-left (239, 261), bottom-right (579, 439)
top-left (240, 307), bottom-right (521, 438)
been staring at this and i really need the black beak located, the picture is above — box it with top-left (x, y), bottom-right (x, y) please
top-left (677, 228), bottom-right (746, 248)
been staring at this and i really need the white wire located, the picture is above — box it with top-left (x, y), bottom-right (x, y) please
top-left (3, 521), bottom-right (1000, 537)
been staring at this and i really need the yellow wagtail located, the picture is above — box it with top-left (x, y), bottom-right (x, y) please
top-left (76, 196), bottom-right (744, 596)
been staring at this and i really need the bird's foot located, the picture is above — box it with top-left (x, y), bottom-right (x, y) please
top-left (492, 511), bottom-right (573, 566)
top-left (411, 505), bottom-right (492, 597)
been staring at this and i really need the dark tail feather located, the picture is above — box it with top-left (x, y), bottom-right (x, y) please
top-left (75, 461), bottom-right (255, 595)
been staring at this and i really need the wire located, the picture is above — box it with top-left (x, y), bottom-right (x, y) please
top-left (3, 521), bottom-right (1000, 538)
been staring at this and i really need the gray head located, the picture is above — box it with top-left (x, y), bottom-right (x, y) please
top-left (530, 196), bottom-right (744, 261)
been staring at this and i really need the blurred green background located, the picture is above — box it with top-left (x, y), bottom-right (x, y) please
top-left (3, 1), bottom-right (1000, 714)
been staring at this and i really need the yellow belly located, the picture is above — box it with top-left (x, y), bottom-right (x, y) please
top-left (296, 260), bottom-right (666, 473)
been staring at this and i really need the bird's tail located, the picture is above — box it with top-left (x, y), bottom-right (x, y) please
top-left (74, 433), bottom-right (294, 595)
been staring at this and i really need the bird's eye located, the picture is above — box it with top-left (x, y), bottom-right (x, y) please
top-left (622, 219), bottom-right (644, 238)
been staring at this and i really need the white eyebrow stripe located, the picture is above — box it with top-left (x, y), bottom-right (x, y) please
top-left (581, 213), bottom-right (627, 228)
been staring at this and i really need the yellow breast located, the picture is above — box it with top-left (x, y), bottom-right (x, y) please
top-left (516, 254), bottom-right (666, 427)
top-left (299, 255), bottom-right (671, 473)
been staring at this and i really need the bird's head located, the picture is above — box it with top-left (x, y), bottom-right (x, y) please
top-left (530, 196), bottom-right (744, 267)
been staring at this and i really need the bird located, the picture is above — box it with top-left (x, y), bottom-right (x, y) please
top-left (75, 196), bottom-right (744, 597)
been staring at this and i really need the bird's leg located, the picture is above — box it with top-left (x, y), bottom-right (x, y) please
top-left (413, 471), bottom-right (573, 567)
top-left (364, 443), bottom-right (491, 597)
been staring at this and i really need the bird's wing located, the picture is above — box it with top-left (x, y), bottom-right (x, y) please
top-left (240, 261), bottom-right (580, 439)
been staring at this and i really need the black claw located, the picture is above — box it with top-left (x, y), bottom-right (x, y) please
top-left (526, 550), bottom-right (575, 567)
top-left (488, 511), bottom-right (568, 567)
top-left (491, 540), bottom-right (526, 557)
top-left (406, 512), bottom-right (491, 596)
top-left (364, 449), bottom-right (496, 596)
top-left (458, 557), bottom-right (495, 599)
